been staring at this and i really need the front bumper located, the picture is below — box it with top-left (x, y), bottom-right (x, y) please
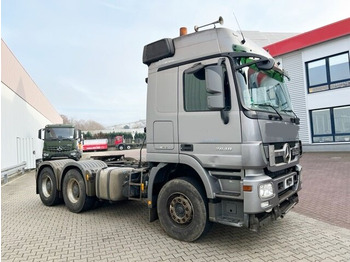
top-left (43, 150), bottom-right (81, 160)
top-left (243, 165), bottom-right (301, 214)
top-left (242, 164), bottom-right (302, 231)
top-left (247, 192), bottom-right (299, 231)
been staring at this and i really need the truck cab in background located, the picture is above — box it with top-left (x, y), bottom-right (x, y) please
top-left (115, 135), bottom-right (142, 150)
top-left (38, 124), bottom-right (82, 161)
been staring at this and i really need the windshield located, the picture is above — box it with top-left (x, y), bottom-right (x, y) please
top-left (45, 127), bottom-right (74, 140)
top-left (235, 57), bottom-right (294, 117)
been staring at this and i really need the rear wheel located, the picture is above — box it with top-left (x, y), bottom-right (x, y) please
top-left (38, 167), bottom-right (60, 206)
top-left (62, 169), bottom-right (94, 213)
top-left (157, 177), bottom-right (211, 242)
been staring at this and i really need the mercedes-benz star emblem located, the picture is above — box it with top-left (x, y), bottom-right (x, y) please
top-left (282, 143), bottom-right (291, 163)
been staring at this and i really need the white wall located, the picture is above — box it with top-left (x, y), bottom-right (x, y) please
top-left (302, 36), bottom-right (350, 111)
top-left (1, 83), bottom-right (52, 168)
top-left (1, 40), bottom-right (62, 169)
top-left (281, 51), bottom-right (310, 144)
top-left (278, 35), bottom-right (350, 151)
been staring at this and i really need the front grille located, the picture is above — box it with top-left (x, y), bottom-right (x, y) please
top-left (267, 141), bottom-right (300, 167)
top-left (47, 146), bottom-right (72, 152)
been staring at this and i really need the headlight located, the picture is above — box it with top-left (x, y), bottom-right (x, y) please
top-left (259, 183), bottom-right (274, 199)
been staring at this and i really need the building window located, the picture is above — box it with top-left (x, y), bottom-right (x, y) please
top-left (310, 105), bottom-right (350, 143)
top-left (306, 52), bottom-right (350, 93)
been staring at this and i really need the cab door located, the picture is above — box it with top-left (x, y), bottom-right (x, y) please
top-left (178, 57), bottom-right (242, 169)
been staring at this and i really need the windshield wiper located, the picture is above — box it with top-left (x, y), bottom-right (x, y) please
top-left (252, 103), bottom-right (283, 120)
top-left (282, 109), bottom-right (300, 124)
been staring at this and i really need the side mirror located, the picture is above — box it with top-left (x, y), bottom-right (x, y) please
top-left (256, 58), bottom-right (275, 70)
top-left (75, 129), bottom-right (82, 140)
top-left (38, 129), bottom-right (44, 140)
top-left (205, 65), bottom-right (225, 110)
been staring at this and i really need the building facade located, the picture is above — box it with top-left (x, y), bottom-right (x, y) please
top-left (264, 18), bottom-right (350, 151)
top-left (1, 40), bottom-right (62, 169)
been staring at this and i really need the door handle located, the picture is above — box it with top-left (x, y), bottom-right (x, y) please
top-left (181, 144), bottom-right (193, 152)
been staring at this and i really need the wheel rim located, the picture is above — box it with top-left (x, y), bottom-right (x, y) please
top-left (42, 175), bottom-right (53, 198)
top-left (168, 193), bottom-right (193, 225)
top-left (67, 178), bottom-right (80, 204)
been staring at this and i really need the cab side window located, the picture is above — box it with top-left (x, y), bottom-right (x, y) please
top-left (183, 63), bottom-right (230, 112)
top-left (184, 67), bottom-right (208, 111)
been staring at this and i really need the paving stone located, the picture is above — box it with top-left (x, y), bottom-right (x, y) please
top-left (2, 152), bottom-right (350, 261)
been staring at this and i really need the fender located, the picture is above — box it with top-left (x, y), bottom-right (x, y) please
top-left (147, 154), bottom-right (221, 207)
top-left (36, 159), bottom-right (75, 194)
top-left (60, 160), bottom-right (107, 196)
top-left (36, 159), bottom-right (107, 197)
top-left (179, 154), bottom-right (221, 198)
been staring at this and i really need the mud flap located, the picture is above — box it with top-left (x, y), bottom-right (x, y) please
top-left (149, 207), bottom-right (158, 222)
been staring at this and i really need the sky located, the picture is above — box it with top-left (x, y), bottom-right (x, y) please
top-left (2, 0), bottom-right (349, 127)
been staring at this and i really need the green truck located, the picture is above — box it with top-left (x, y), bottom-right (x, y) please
top-left (38, 124), bottom-right (82, 161)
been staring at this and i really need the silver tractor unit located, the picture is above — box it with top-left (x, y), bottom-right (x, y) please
top-left (36, 17), bottom-right (302, 242)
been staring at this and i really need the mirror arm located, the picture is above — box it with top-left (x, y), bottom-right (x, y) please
top-left (221, 109), bottom-right (229, 124)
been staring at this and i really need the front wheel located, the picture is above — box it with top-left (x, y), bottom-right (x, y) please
top-left (38, 167), bottom-right (60, 206)
top-left (157, 177), bottom-right (211, 242)
top-left (62, 169), bottom-right (94, 213)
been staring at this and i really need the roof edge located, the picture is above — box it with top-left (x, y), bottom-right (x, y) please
top-left (264, 17), bottom-right (350, 57)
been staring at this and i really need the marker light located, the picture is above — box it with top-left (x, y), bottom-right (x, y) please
top-left (180, 27), bottom-right (187, 36)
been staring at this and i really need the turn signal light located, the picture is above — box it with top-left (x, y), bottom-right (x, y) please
top-left (243, 185), bottom-right (252, 192)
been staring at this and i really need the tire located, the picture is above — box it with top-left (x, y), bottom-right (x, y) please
top-left (62, 169), bottom-right (94, 213)
top-left (157, 177), bottom-right (211, 242)
top-left (38, 167), bottom-right (60, 206)
top-left (126, 145), bottom-right (131, 150)
top-left (118, 145), bottom-right (124, 150)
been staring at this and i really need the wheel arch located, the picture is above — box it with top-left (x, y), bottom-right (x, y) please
top-left (36, 159), bottom-right (75, 194)
top-left (60, 160), bottom-right (108, 196)
top-left (147, 155), bottom-right (220, 208)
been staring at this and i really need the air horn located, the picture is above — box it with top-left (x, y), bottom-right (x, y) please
top-left (194, 16), bottom-right (224, 32)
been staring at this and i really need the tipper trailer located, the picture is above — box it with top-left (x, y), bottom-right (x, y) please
top-left (36, 18), bottom-right (302, 242)
top-left (82, 139), bottom-right (108, 152)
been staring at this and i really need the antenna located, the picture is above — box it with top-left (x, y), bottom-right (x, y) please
top-left (232, 9), bottom-right (246, 44)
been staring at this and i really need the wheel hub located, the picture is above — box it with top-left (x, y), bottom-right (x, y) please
top-left (72, 183), bottom-right (79, 198)
top-left (67, 179), bottom-right (80, 203)
top-left (169, 194), bottom-right (193, 225)
top-left (46, 180), bottom-right (52, 193)
top-left (42, 176), bottom-right (52, 197)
